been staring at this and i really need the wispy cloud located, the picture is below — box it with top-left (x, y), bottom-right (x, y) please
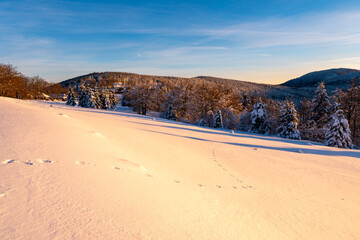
top-left (193, 11), bottom-right (360, 48)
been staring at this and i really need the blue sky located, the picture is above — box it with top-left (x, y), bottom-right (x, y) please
top-left (1, 0), bottom-right (360, 83)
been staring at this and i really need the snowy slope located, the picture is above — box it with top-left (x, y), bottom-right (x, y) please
top-left (1, 97), bottom-right (360, 240)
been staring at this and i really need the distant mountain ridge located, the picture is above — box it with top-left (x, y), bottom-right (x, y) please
top-left (282, 68), bottom-right (360, 89)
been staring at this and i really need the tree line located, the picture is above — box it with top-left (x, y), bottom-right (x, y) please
top-left (0, 63), bottom-right (67, 99)
top-left (120, 78), bottom-right (359, 148)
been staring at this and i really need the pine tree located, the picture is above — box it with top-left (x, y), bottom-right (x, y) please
top-left (78, 83), bottom-right (89, 108)
top-left (250, 99), bottom-right (270, 134)
top-left (310, 82), bottom-right (331, 128)
top-left (87, 87), bottom-right (101, 109)
top-left (277, 100), bottom-right (301, 139)
top-left (213, 110), bottom-right (223, 128)
top-left (325, 103), bottom-right (352, 148)
top-left (66, 86), bottom-right (76, 106)
top-left (109, 89), bottom-right (117, 110)
top-left (100, 88), bottom-right (111, 109)
top-left (94, 86), bottom-right (102, 109)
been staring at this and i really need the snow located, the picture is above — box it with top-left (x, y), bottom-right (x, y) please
top-left (1, 97), bottom-right (360, 240)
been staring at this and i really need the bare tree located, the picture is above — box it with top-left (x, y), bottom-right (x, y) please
top-left (0, 63), bottom-right (27, 98)
top-left (336, 79), bottom-right (360, 145)
top-left (128, 82), bottom-right (157, 115)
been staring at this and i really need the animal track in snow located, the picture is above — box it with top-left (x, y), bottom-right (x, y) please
top-left (2, 159), bottom-right (53, 165)
top-left (112, 166), bottom-right (123, 170)
top-left (108, 155), bottom-right (251, 191)
top-left (75, 161), bottom-right (95, 166)
top-left (115, 158), bottom-right (146, 171)
top-left (2, 159), bottom-right (16, 164)
top-left (212, 148), bottom-right (254, 191)
top-left (36, 159), bottom-right (52, 163)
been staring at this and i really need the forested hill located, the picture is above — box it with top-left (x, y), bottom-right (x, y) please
top-left (60, 72), bottom-right (312, 101)
top-left (60, 68), bottom-right (360, 101)
top-left (282, 68), bottom-right (360, 90)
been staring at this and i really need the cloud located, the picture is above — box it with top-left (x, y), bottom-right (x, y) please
top-left (192, 11), bottom-right (360, 48)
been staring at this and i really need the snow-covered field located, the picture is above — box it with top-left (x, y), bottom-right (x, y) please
top-left (1, 97), bottom-right (360, 240)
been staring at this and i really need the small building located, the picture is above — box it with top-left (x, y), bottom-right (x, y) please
top-left (38, 93), bottom-right (50, 100)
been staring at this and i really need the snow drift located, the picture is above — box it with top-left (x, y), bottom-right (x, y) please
top-left (0, 97), bottom-right (359, 240)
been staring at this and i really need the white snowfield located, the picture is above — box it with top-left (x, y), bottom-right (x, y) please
top-left (0, 97), bottom-right (360, 240)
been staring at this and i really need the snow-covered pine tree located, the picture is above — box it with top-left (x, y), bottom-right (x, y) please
top-left (99, 89), bottom-right (106, 109)
top-left (277, 100), bottom-right (301, 139)
top-left (66, 86), bottom-right (76, 106)
top-left (250, 99), bottom-right (270, 134)
top-left (87, 87), bottom-right (101, 109)
top-left (100, 88), bottom-right (111, 109)
top-left (325, 103), bottom-right (352, 148)
top-left (78, 83), bottom-right (89, 107)
top-left (310, 82), bottom-right (331, 128)
top-left (213, 110), bottom-right (223, 128)
top-left (93, 86), bottom-right (102, 109)
top-left (109, 89), bottom-right (117, 110)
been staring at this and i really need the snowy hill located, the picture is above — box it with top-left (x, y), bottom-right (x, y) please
top-left (282, 68), bottom-right (360, 90)
top-left (1, 97), bottom-right (360, 239)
